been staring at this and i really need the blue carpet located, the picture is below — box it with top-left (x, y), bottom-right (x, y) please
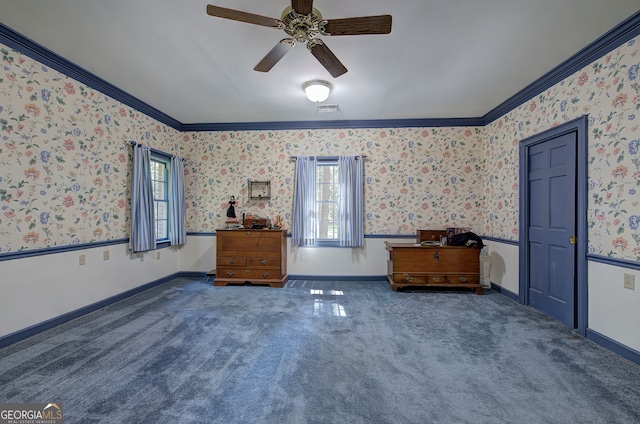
top-left (1, 277), bottom-right (639, 423)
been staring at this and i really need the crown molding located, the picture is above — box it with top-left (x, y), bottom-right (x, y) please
top-left (0, 22), bottom-right (182, 131)
top-left (483, 10), bottom-right (640, 124)
top-left (2, 10), bottom-right (640, 131)
top-left (181, 117), bottom-right (485, 132)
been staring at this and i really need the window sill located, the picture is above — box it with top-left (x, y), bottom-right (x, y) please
top-left (156, 240), bottom-right (171, 249)
top-left (315, 240), bottom-right (339, 247)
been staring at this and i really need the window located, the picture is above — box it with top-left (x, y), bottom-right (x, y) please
top-left (150, 156), bottom-right (169, 241)
top-left (292, 156), bottom-right (363, 248)
top-left (130, 143), bottom-right (185, 253)
top-left (316, 160), bottom-right (339, 241)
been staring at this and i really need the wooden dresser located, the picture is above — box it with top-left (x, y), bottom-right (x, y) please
top-left (385, 242), bottom-right (482, 294)
top-left (214, 229), bottom-right (288, 288)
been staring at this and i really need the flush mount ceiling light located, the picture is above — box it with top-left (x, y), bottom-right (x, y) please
top-left (302, 79), bottom-right (333, 103)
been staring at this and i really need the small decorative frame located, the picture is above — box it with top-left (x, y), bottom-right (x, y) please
top-left (248, 180), bottom-right (271, 200)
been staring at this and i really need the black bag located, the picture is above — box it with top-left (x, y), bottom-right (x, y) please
top-left (450, 232), bottom-right (484, 248)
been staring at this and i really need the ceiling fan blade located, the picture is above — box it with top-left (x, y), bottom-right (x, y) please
top-left (206, 4), bottom-right (282, 28)
top-left (254, 39), bottom-right (295, 72)
top-left (308, 40), bottom-right (348, 78)
top-left (291, 0), bottom-right (314, 15)
top-left (322, 15), bottom-right (392, 36)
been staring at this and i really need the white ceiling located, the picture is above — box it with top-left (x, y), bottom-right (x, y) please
top-left (1, 1), bottom-right (639, 124)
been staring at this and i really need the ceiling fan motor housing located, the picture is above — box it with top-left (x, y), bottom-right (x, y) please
top-left (281, 7), bottom-right (323, 43)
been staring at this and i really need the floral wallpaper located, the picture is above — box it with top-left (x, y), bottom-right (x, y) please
top-left (183, 127), bottom-right (485, 235)
top-left (484, 37), bottom-right (640, 261)
top-left (1, 30), bottom-right (639, 262)
top-left (0, 46), bottom-right (181, 254)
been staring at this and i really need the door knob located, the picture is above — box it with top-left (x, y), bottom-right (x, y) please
top-left (569, 236), bottom-right (576, 245)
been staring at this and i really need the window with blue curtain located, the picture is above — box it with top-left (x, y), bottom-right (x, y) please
top-left (130, 142), bottom-right (186, 252)
top-left (337, 155), bottom-right (364, 247)
top-left (130, 144), bottom-right (156, 253)
top-left (292, 155), bottom-right (364, 247)
top-left (292, 156), bottom-right (317, 247)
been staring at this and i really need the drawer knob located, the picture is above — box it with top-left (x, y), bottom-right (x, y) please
top-left (226, 272), bottom-right (234, 277)
top-left (432, 277), bottom-right (441, 282)
top-left (245, 269), bottom-right (252, 273)
top-left (459, 277), bottom-right (467, 282)
top-left (262, 272), bottom-right (270, 278)
top-left (434, 251), bottom-right (439, 260)
top-left (406, 275), bottom-right (413, 282)
top-left (261, 259), bottom-right (268, 265)
top-left (246, 231), bottom-right (251, 236)
top-left (228, 259), bottom-right (235, 264)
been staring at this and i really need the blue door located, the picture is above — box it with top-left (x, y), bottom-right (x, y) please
top-left (527, 131), bottom-right (577, 327)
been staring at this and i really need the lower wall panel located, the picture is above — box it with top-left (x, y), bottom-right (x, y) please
top-left (181, 235), bottom-right (217, 272)
top-left (287, 237), bottom-right (411, 277)
top-left (588, 261), bottom-right (640, 353)
top-left (483, 240), bottom-right (520, 295)
top-left (0, 242), bottom-right (182, 339)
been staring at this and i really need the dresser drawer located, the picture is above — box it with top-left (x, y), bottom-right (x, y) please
top-left (218, 257), bottom-right (247, 267)
top-left (393, 273), bottom-right (426, 284)
top-left (447, 275), bottom-right (480, 285)
top-left (217, 267), bottom-right (281, 280)
top-left (426, 275), bottom-right (446, 284)
top-left (249, 257), bottom-right (280, 267)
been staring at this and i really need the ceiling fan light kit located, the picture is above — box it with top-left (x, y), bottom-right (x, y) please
top-left (206, 1), bottom-right (392, 78)
top-left (302, 79), bottom-right (333, 102)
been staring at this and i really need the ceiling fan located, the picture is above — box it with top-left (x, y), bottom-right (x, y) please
top-left (206, 1), bottom-right (392, 78)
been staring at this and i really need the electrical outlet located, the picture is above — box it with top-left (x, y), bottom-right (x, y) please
top-left (79, 254), bottom-right (86, 266)
top-left (623, 273), bottom-right (635, 290)
top-left (103, 250), bottom-right (110, 261)
top-left (156, 251), bottom-right (161, 260)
